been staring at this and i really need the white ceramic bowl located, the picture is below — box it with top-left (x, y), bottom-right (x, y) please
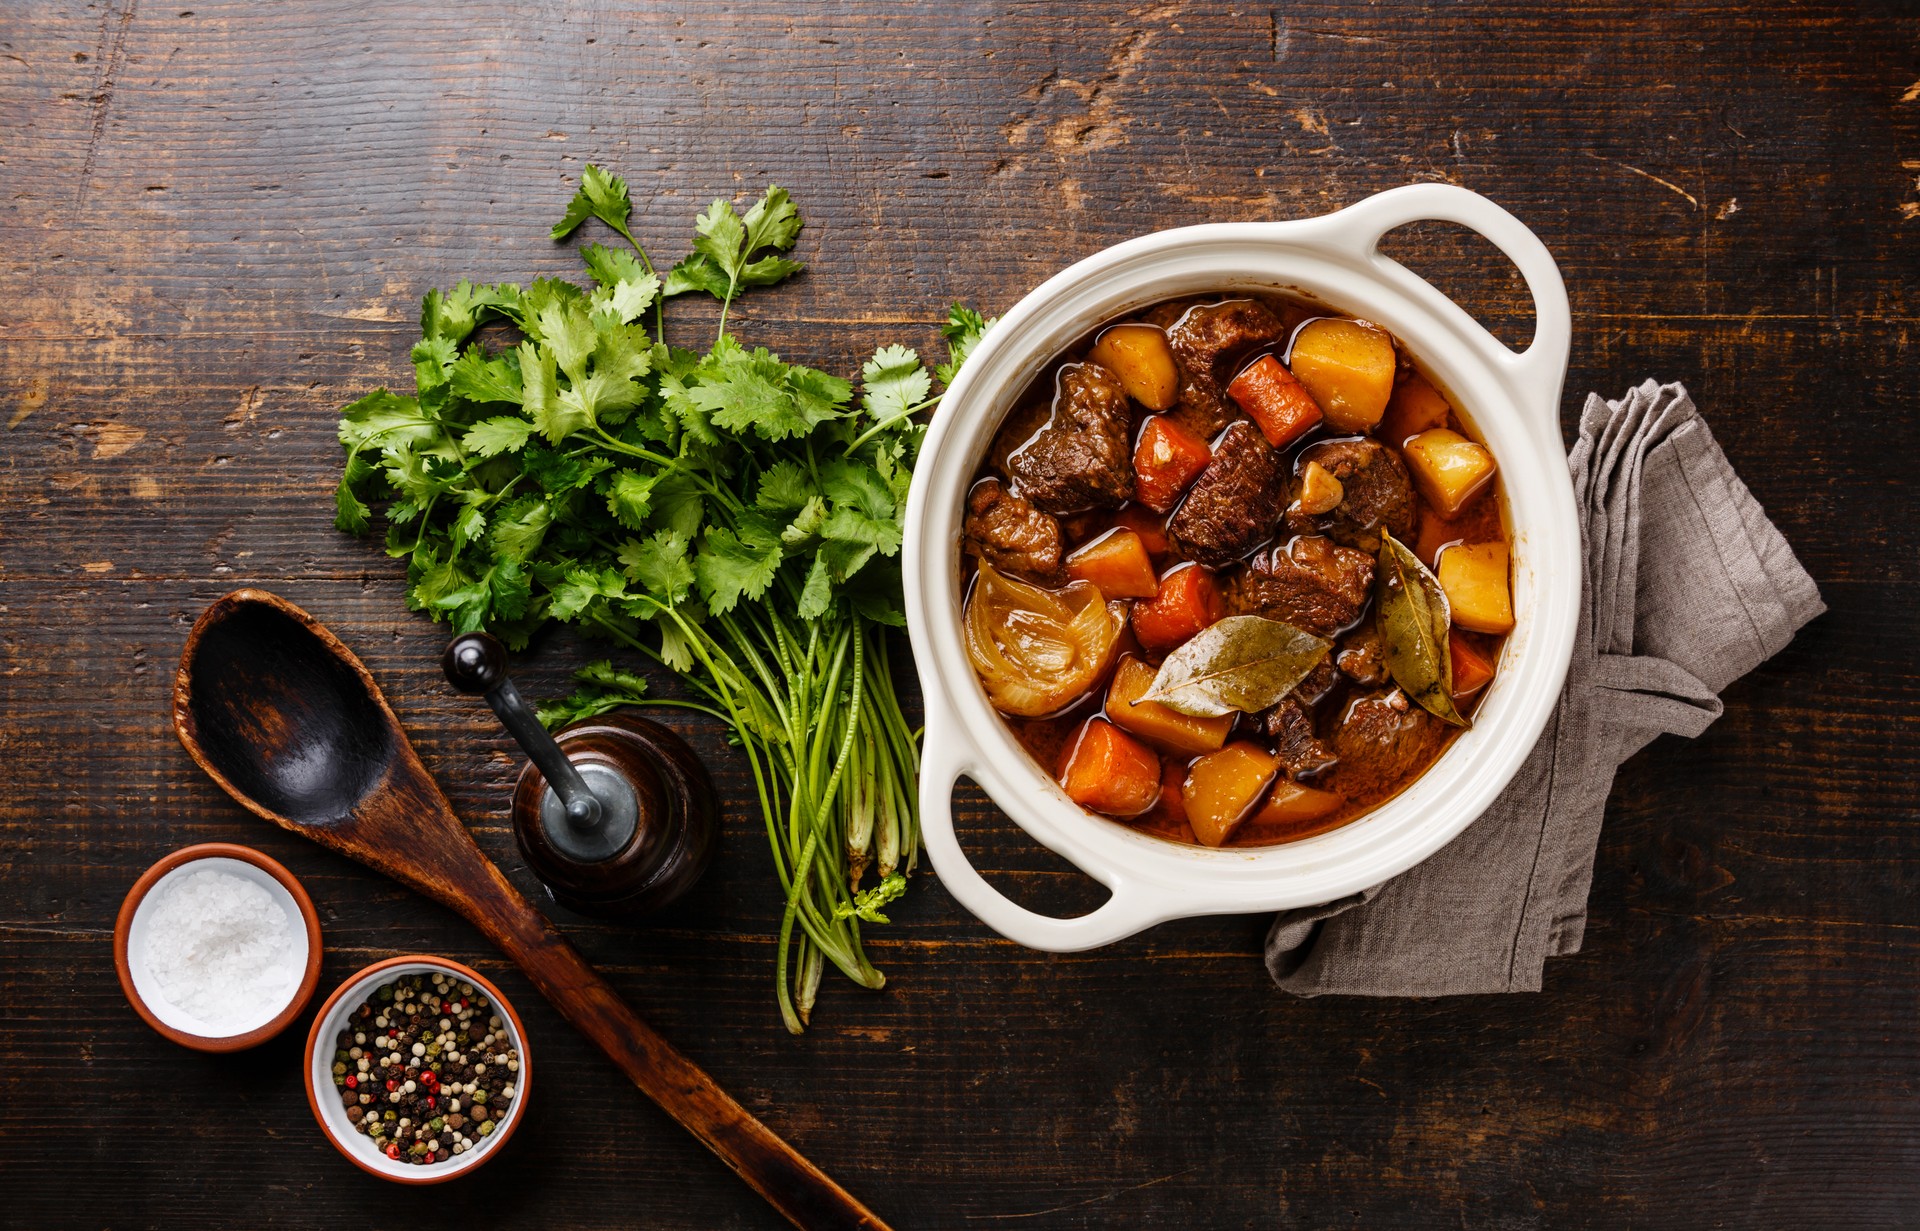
top-left (903, 183), bottom-right (1578, 951)
top-left (304, 956), bottom-right (532, 1184)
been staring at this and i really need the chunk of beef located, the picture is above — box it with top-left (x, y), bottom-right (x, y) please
top-left (1328, 689), bottom-right (1451, 803)
top-left (1288, 437), bottom-right (1415, 550)
top-left (1261, 696), bottom-right (1337, 778)
top-left (1296, 655), bottom-right (1340, 705)
top-left (1146, 299), bottom-right (1290, 436)
top-left (1228, 534), bottom-right (1374, 636)
top-left (1335, 623), bottom-right (1390, 686)
top-left (1006, 361), bottom-right (1134, 514)
top-left (963, 478), bottom-right (1064, 585)
top-left (1166, 421), bottom-right (1288, 567)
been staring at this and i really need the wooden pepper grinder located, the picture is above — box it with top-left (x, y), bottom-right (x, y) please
top-left (442, 632), bottom-right (718, 918)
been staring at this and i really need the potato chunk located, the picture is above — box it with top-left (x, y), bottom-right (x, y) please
top-left (1380, 372), bottom-right (1453, 444)
top-left (1402, 428), bottom-right (1497, 517)
top-left (1088, 324), bottom-right (1179, 411)
top-left (1251, 781), bottom-right (1345, 829)
top-left (1105, 655), bottom-right (1234, 757)
top-left (1287, 318), bottom-right (1396, 432)
top-left (1437, 541), bottom-right (1514, 634)
top-left (1181, 742), bottom-right (1279, 846)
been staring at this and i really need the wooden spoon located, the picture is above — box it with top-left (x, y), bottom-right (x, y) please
top-left (173, 589), bottom-right (888, 1230)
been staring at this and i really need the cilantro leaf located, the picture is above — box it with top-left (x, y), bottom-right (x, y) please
top-left (449, 346), bottom-right (525, 405)
top-left (605, 469), bottom-right (657, 530)
top-left (619, 529), bottom-right (696, 604)
top-left (860, 344), bottom-right (932, 424)
top-left (537, 659), bottom-right (652, 730)
top-left (462, 416), bottom-right (534, 457)
top-left (936, 303), bottom-right (998, 386)
top-left (662, 186), bottom-right (807, 301)
top-left (581, 243), bottom-right (648, 290)
top-left (551, 164), bottom-right (633, 241)
top-left (755, 460), bottom-right (816, 512)
top-left (693, 526), bottom-right (782, 613)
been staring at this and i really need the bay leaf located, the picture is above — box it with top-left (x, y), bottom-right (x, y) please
top-left (1142, 615), bottom-right (1332, 717)
top-left (1376, 529), bottom-right (1470, 728)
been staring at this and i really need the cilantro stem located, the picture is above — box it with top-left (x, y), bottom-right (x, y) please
top-left (843, 391), bottom-right (943, 454)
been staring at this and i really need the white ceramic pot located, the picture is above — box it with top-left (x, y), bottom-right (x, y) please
top-left (903, 183), bottom-right (1577, 951)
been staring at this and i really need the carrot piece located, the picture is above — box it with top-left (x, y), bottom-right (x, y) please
top-left (1182, 742), bottom-right (1280, 846)
top-left (1112, 506), bottom-right (1172, 558)
top-left (1058, 718), bottom-right (1161, 818)
top-left (1450, 635), bottom-right (1496, 697)
top-left (1105, 655), bottom-right (1234, 756)
top-left (1227, 354), bottom-right (1323, 449)
top-left (1129, 562), bottom-right (1224, 654)
top-left (1065, 528), bottom-right (1159, 599)
top-left (1131, 415), bottom-right (1213, 513)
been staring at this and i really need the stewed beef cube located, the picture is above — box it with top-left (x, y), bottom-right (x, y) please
top-left (1260, 696), bottom-right (1338, 778)
top-left (1328, 689), bottom-right (1450, 802)
top-left (1006, 361), bottom-right (1135, 514)
top-left (1288, 436), bottom-right (1415, 550)
top-left (1145, 298), bottom-right (1290, 436)
top-left (1335, 623), bottom-right (1391, 686)
top-left (1166, 421), bottom-right (1289, 567)
top-left (963, 478), bottom-right (1065, 585)
top-left (1228, 533), bottom-right (1374, 636)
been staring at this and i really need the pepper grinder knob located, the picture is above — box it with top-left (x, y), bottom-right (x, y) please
top-left (443, 633), bottom-right (629, 853)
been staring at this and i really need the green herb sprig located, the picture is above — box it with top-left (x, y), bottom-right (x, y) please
top-left (335, 166), bottom-right (992, 1032)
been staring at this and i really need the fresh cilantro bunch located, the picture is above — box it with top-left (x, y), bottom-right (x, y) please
top-left (335, 166), bottom-right (992, 1032)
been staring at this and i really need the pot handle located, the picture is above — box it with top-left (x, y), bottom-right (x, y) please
top-left (917, 716), bottom-right (1174, 953)
top-left (1328, 183), bottom-right (1571, 426)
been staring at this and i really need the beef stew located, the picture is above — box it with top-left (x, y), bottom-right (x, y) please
top-left (960, 293), bottom-right (1512, 849)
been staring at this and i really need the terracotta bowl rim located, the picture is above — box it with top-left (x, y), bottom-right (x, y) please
top-left (113, 841), bottom-right (325, 1052)
top-left (302, 954), bottom-right (532, 1185)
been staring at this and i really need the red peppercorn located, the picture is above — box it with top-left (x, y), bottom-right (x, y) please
top-left (344, 1075), bottom-right (357, 1089)
top-left (386, 1079), bottom-right (397, 1091)
top-left (386, 1144), bottom-right (401, 1160)
top-left (426, 1096), bottom-right (437, 1109)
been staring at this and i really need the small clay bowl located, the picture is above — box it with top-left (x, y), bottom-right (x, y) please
top-left (304, 956), bottom-right (532, 1184)
top-left (114, 842), bottom-right (324, 1052)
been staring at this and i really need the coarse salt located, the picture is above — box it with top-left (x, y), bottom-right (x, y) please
top-left (142, 866), bottom-right (298, 1031)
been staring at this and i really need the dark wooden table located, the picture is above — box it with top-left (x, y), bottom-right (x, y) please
top-left (4, 2), bottom-right (1917, 1227)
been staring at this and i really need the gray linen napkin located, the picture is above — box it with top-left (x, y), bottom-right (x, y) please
top-left (1264, 380), bottom-right (1824, 996)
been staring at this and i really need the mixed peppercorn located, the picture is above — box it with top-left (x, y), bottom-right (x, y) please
top-left (330, 972), bottom-right (520, 1165)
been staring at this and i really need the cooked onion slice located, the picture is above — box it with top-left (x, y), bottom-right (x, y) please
top-left (965, 560), bottom-right (1126, 717)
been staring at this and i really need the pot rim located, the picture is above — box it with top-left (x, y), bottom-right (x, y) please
top-left (902, 184), bottom-right (1579, 951)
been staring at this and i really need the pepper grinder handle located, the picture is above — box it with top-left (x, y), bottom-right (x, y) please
top-left (443, 633), bottom-right (603, 831)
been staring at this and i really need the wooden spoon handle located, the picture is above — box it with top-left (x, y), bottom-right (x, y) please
top-left (459, 862), bottom-right (891, 1231)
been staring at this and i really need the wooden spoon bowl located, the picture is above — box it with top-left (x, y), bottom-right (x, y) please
top-left (174, 589), bottom-right (887, 1229)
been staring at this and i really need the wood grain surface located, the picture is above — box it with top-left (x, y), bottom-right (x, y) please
top-left (3, 1), bottom-right (1917, 1227)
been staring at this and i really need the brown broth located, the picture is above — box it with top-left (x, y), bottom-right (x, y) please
top-left (967, 292), bottom-right (1510, 849)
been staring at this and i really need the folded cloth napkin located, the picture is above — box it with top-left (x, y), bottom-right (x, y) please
top-left (1264, 380), bottom-right (1824, 996)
